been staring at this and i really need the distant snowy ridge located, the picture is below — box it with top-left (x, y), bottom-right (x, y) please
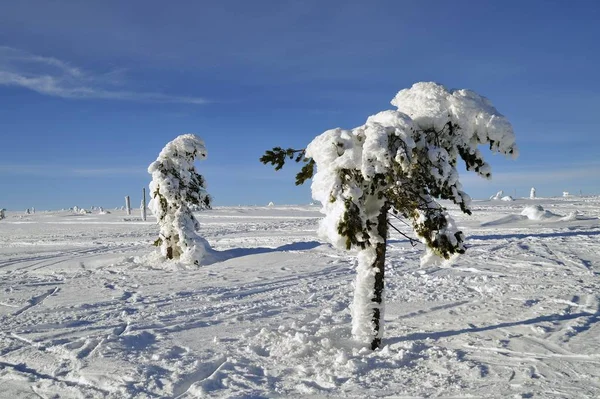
top-left (481, 204), bottom-right (596, 226)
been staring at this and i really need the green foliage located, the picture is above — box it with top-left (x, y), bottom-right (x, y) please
top-left (338, 198), bottom-right (368, 250)
top-left (260, 147), bottom-right (315, 185)
top-left (153, 187), bottom-right (169, 221)
top-left (295, 159), bottom-right (315, 186)
top-left (152, 164), bottom-right (211, 217)
top-left (412, 207), bottom-right (465, 259)
top-left (260, 147), bottom-right (306, 170)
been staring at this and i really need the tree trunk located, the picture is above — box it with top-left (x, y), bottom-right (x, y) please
top-left (371, 205), bottom-right (388, 349)
top-left (351, 204), bottom-right (389, 350)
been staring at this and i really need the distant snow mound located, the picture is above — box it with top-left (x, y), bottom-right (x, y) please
top-left (489, 190), bottom-right (503, 200)
top-left (520, 205), bottom-right (558, 220)
top-left (500, 195), bottom-right (514, 201)
top-left (482, 204), bottom-right (594, 226)
top-left (559, 211), bottom-right (591, 221)
top-left (560, 211), bottom-right (578, 221)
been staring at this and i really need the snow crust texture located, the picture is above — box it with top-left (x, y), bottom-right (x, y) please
top-left (1, 198), bottom-right (599, 398)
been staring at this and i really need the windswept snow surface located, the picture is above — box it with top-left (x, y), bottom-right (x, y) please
top-left (1, 198), bottom-right (600, 398)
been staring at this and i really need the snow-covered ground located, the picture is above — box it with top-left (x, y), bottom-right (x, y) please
top-left (1, 197), bottom-right (599, 398)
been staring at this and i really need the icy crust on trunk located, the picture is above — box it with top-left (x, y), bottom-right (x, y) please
top-left (351, 247), bottom-right (384, 345)
top-left (148, 134), bottom-right (210, 265)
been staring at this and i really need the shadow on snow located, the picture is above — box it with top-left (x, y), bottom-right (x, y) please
top-left (203, 241), bottom-right (323, 265)
top-left (468, 229), bottom-right (600, 242)
top-left (387, 311), bottom-right (600, 345)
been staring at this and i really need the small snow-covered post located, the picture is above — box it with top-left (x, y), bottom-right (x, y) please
top-left (125, 196), bottom-right (131, 215)
top-left (530, 187), bottom-right (536, 199)
top-left (262, 82), bottom-right (518, 350)
top-left (141, 188), bottom-right (147, 221)
top-left (148, 134), bottom-right (211, 264)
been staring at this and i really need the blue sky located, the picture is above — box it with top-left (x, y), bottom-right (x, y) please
top-left (1, 0), bottom-right (599, 210)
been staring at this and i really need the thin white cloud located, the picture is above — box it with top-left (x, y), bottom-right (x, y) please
top-left (0, 46), bottom-right (208, 104)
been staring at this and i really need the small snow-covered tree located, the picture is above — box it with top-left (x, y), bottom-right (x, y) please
top-left (261, 82), bottom-right (518, 349)
top-left (148, 134), bottom-right (211, 265)
top-left (530, 187), bottom-right (536, 199)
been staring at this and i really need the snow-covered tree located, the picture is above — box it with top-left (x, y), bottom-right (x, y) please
top-left (148, 134), bottom-right (211, 265)
top-left (530, 187), bottom-right (536, 199)
top-left (261, 82), bottom-right (518, 349)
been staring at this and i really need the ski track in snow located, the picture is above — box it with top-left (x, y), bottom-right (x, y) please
top-left (0, 199), bottom-right (599, 398)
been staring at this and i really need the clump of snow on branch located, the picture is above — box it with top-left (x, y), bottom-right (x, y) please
top-left (392, 82), bottom-right (518, 159)
top-left (148, 134), bottom-right (211, 265)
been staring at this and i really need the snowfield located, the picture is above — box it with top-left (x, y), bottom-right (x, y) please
top-left (1, 197), bottom-right (599, 398)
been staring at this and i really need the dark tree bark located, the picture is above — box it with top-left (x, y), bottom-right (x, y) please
top-left (371, 204), bottom-right (389, 350)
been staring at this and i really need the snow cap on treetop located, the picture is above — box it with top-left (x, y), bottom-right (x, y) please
top-left (154, 133), bottom-right (207, 164)
top-left (392, 82), bottom-right (518, 157)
